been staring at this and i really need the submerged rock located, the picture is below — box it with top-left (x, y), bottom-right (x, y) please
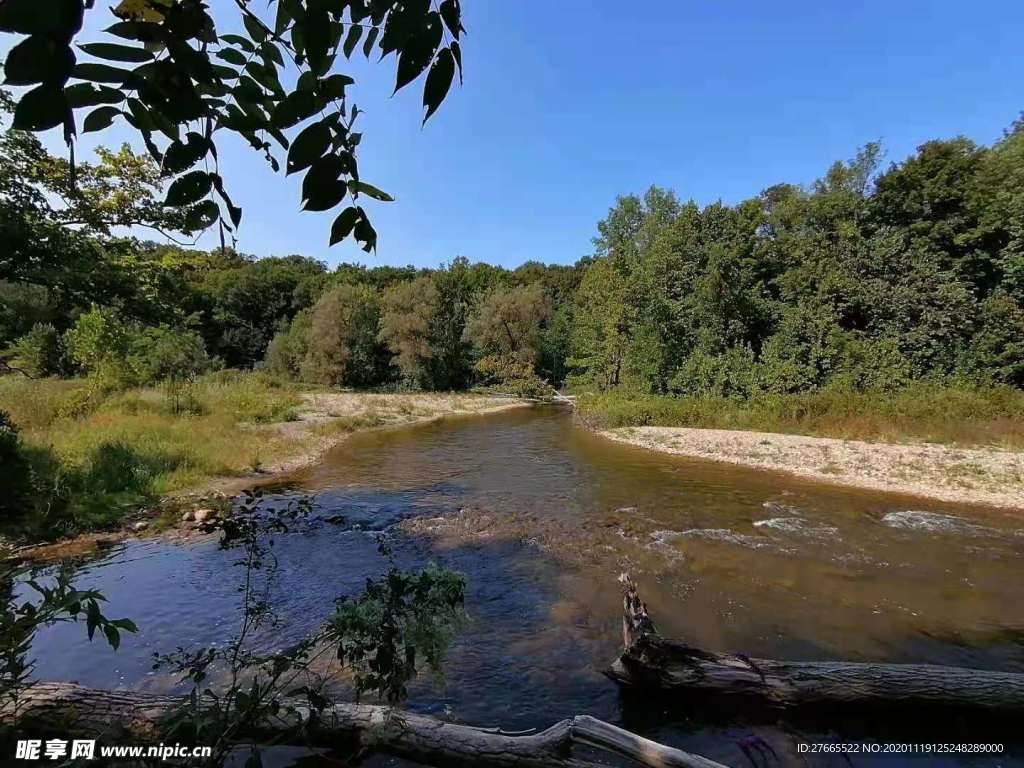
top-left (881, 510), bottom-right (995, 537)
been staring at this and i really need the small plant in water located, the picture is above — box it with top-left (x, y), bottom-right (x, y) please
top-left (0, 563), bottom-right (136, 720)
top-left (154, 491), bottom-right (467, 767)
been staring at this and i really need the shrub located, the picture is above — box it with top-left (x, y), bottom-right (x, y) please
top-left (63, 307), bottom-right (134, 377)
top-left (130, 326), bottom-right (212, 383)
top-left (0, 411), bottom-right (32, 519)
top-left (264, 310), bottom-right (311, 379)
top-left (668, 347), bottom-right (757, 398)
top-left (5, 324), bottom-right (68, 378)
top-left (162, 379), bottom-right (204, 416)
top-left (56, 387), bottom-right (101, 420)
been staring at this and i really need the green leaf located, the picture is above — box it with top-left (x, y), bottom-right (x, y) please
top-left (302, 155), bottom-right (345, 204)
top-left (163, 132), bottom-right (212, 174)
top-left (13, 84), bottom-right (69, 131)
top-left (79, 42), bottom-right (153, 63)
top-left (260, 42), bottom-right (284, 67)
top-left (302, 159), bottom-right (348, 211)
top-left (274, 1), bottom-right (294, 35)
top-left (184, 200), bottom-right (220, 231)
top-left (102, 625), bottom-right (120, 651)
top-left (320, 74), bottom-right (354, 100)
top-left (72, 62), bottom-right (132, 84)
top-left (165, 170), bottom-right (213, 206)
top-left (65, 83), bottom-right (126, 108)
top-left (244, 61), bottom-right (284, 96)
top-left (329, 206), bottom-right (360, 245)
top-left (286, 120), bottom-right (332, 175)
top-left (303, 181), bottom-right (348, 212)
top-left (343, 24), bottom-right (362, 58)
top-left (351, 181), bottom-right (395, 202)
top-left (112, 618), bottom-right (138, 633)
top-left (393, 13), bottom-right (443, 94)
top-left (451, 40), bottom-right (462, 83)
top-left (216, 48), bottom-right (249, 66)
top-left (439, 0), bottom-right (464, 39)
top-left (0, 0), bottom-right (83, 38)
top-left (82, 105), bottom-right (122, 133)
top-left (302, 9), bottom-right (332, 75)
top-left (105, 21), bottom-right (163, 41)
top-left (271, 89), bottom-right (321, 128)
top-left (212, 175), bottom-right (242, 228)
top-left (379, 0), bottom-right (431, 57)
top-left (220, 34), bottom-right (256, 52)
top-left (210, 64), bottom-right (241, 81)
top-left (4, 36), bottom-right (76, 86)
top-left (242, 13), bottom-right (269, 43)
top-left (353, 206), bottom-right (377, 252)
top-left (362, 26), bottom-right (379, 58)
top-left (422, 47), bottom-right (454, 123)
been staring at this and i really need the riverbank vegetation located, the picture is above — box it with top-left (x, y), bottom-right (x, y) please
top-left (4, 94), bottom-right (1024, 540)
top-left (577, 386), bottom-right (1024, 449)
top-left (0, 372), bottom-right (302, 539)
top-left (0, 373), bottom-right (518, 543)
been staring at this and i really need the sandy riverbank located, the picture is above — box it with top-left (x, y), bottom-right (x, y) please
top-left (600, 426), bottom-right (1024, 510)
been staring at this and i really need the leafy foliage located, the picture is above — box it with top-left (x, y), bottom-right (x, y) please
top-left (4, 323), bottom-right (68, 378)
top-left (569, 123), bottom-right (1024, 396)
top-left (328, 556), bottom-right (467, 703)
top-left (300, 283), bottom-right (388, 386)
top-left (0, 410), bottom-right (32, 519)
top-left (1, 0), bottom-right (465, 250)
top-left (157, 491), bottom-right (467, 766)
top-left (1, 562), bottom-right (136, 714)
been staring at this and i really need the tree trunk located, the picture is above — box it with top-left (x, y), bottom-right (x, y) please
top-left (608, 573), bottom-right (1024, 714)
top-left (1, 682), bottom-right (727, 768)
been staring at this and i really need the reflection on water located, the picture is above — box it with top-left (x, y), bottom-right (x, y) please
top-left (29, 407), bottom-right (1024, 766)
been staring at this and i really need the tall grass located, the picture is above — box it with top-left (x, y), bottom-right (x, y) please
top-left (0, 372), bottom-right (302, 538)
top-left (575, 385), bottom-right (1024, 449)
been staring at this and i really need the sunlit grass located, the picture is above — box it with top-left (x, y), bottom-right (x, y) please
top-left (0, 372), bottom-right (304, 537)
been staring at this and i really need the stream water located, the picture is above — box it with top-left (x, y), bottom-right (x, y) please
top-left (28, 407), bottom-right (1024, 766)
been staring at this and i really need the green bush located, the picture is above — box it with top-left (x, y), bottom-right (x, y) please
top-left (162, 379), bottom-right (204, 416)
top-left (5, 323), bottom-right (68, 378)
top-left (55, 387), bottom-right (101, 420)
top-left (0, 410), bottom-right (32, 519)
top-left (130, 326), bottom-right (212, 383)
top-left (263, 310), bottom-right (311, 380)
top-left (64, 307), bottom-right (134, 378)
top-left (669, 347), bottom-right (757, 398)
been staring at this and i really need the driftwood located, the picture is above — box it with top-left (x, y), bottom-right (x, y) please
top-left (609, 573), bottom-right (1024, 715)
top-left (2, 682), bottom-right (728, 768)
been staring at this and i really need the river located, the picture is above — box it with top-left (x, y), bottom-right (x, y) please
top-left (28, 407), bottom-right (1024, 765)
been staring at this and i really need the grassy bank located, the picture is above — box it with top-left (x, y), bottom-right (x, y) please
top-left (0, 375), bottom-right (524, 543)
top-left (575, 385), bottom-right (1024, 450)
top-left (0, 372), bottom-right (307, 539)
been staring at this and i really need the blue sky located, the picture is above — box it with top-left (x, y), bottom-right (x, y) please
top-left (28, 1), bottom-right (1024, 269)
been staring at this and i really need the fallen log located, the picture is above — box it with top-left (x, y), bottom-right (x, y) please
top-left (608, 573), bottom-right (1024, 714)
top-left (1, 682), bottom-right (728, 768)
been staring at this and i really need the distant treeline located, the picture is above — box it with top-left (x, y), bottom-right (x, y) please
top-left (3, 114), bottom-right (1023, 397)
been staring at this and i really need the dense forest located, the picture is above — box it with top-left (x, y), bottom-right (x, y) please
top-left (3, 106), bottom-right (1024, 400)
